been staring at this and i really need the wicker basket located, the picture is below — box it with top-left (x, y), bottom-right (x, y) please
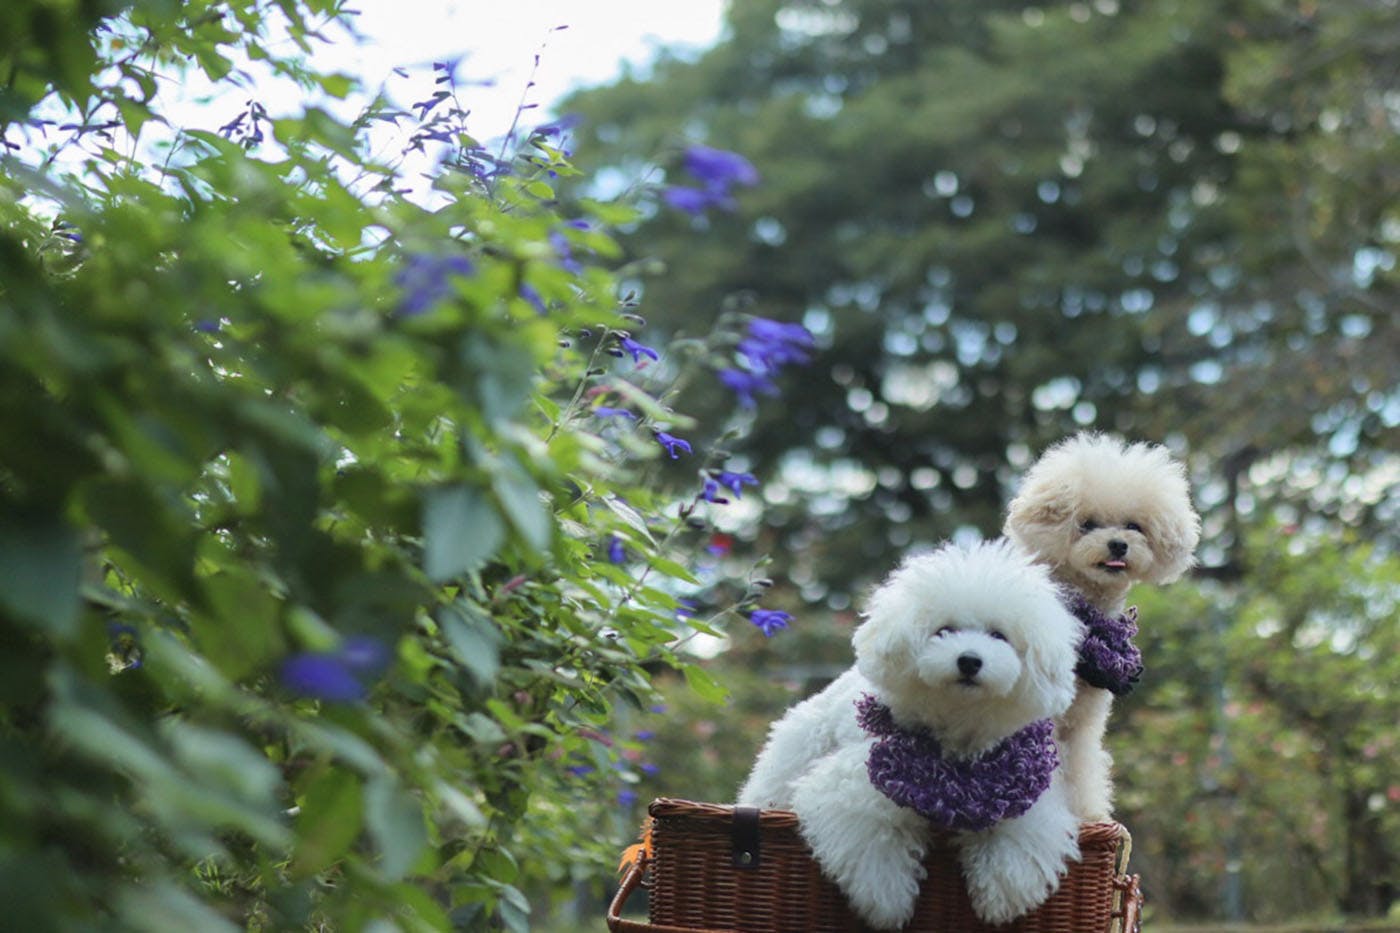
top-left (607, 799), bottom-right (1142, 933)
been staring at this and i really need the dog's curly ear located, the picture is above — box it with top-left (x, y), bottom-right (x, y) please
top-left (1003, 481), bottom-right (1076, 567)
top-left (1019, 607), bottom-right (1082, 719)
top-left (1143, 508), bottom-right (1202, 584)
top-left (1005, 477), bottom-right (1078, 528)
top-left (853, 560), bottom-right (922, 684)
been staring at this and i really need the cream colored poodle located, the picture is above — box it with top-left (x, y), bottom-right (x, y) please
top-left (1004, 432), bottom-right (1200, 820)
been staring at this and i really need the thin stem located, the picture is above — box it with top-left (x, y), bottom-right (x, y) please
top-left (545, 327), bottom-right (614, 444)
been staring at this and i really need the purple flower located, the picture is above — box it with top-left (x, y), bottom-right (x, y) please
top-left (683, 146), bottom-right (760, 190)
top-left (715, 471), bottom-right (758, 498)
top-left (533, 113), bottom-right (583, 138)
top-left (655, 431), bottom-right (692, 459)
top-left (607, 536), bottom-right (627, 564)
top-left (641, 763), bottom-right (661, 776)
top-left (738, 318), bottom-right (815, 374)
top-left (675, 600), bottom-right (697, 622)
top-left (519, 283), bottom-right (547, 315)
top-left (593, 406), bottom-right (635, 420)
top-left (280, 654), bottom-right (366, 702)
top-left (718, 368), bottom-right (779, 408)
top-left (749, 609), bottom-right (792, 637)
top-left (617, 788), bottom-right (640, 807)
top-left (279, 636), bottom-right (390, 702)
top-left (635, 730), bottom-right (656, 742)
top-left (566, 764), bottom-right (596, 777)
top-left (194, 318), bottom-right (222, 334)
top-left (662, 185), bottom-right (725, 216)
top-left (619, 336), bottom-right (659, 363)
top-left (339, 636), bottom-right (390, 674)
top-left (549, 230), bottom-right (583, 275)
top-left (395, 252), bottom-right (474, 316)
top-left (700, 478), bottom-right (729, 504)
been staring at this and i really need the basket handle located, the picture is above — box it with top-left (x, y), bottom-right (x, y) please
top-left (605, 857), bottom-right (650, 933)
top-left (607, 856), bottom-right (741, 933)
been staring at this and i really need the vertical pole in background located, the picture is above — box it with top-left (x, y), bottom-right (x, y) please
top-left (1209, 600), bottom-right (1245, 923)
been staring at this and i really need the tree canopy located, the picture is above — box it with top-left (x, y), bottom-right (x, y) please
top-left (564, 0), bottom-right (1399, 923)
top-left (566, 0), bottom-right (1398, 600)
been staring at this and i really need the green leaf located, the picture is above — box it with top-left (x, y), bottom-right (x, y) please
top-left (462, 337), bottom-right (536, 425)
top-left (423, 484), bottom-right (504, 581)
top-left (492, 461), bottom-right (552, 551)
top-left (0, 512), bottom-right (80, 637)
top-left (602, 495), bottom-right (657, 546)
top-left (364, 777), bottom-right (428, 881)
top-left (458, 712), bottom-right (507, 746)
top-left (223, 450), bottom-right (263, 513)
top-left (193, 568), bottom-right (285, 680)
top-left (115, 881), bottom-right (239, 933)
top-left (292, 769), bottom-right (364, 879)
top-left (477, 847), bottom-right (519, 884)
top-left (388, 882), bottom-right (453, 930)
top-left (439, 600), bottom-right (501, 687)
top-left (317, 73), bottom-right (355, 99)
top-left (645, 553), bottom-right (702, 586)
top-left (496, 883), bottom-right (531, 933)
top-left (682, 663), bottom-right (730, 703)
top-left (434, 781), bottom-right (487, 829)
top-left (163, 721), bottom-right (281, 805)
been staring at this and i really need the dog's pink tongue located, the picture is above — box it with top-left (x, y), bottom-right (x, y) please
top-left (1104, 560), bottom-right (1127, 569)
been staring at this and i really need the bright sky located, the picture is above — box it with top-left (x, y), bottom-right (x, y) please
top-left (319, 1), bottom-right (729, 140)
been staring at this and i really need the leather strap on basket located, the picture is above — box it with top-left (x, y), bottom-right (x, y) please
top-left (730, 806), bottom-right (761, 870)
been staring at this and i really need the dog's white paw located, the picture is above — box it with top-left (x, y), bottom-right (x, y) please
top-left (961, 813), bottom-right (1078, 925)
top-left (846, 868), bottom-right (922, 931)
top-left (967, 868), bottom-right (1051, 926)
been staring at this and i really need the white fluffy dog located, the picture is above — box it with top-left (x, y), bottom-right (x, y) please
top-left (1004, 432), bottom-right (1201, 821)
top-left (737, 540), bottom-right (1084, 929)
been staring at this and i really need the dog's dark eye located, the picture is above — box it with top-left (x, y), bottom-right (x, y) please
top-left (1079, 519), bottom-right (1099, 533)
top-left (989, 630), bottom-right (1008, 642)
top-left (1125, 521), bottom-right (1143, 533)
top-left (935, 626), bottom-right (957, 637)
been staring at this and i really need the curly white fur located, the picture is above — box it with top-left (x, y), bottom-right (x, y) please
top-left (737, 540), bottom-right (1084, 928)
top-left (1004, 432), bottom-right (1201, 820)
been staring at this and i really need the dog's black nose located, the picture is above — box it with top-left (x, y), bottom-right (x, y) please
top-left (957, 654), bottom-right (983, 678)
top-left (1107, 539), bottom-right (1128, 558)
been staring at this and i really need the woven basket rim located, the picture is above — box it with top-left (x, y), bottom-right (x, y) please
top-left (647, 797), bottom-right (1130, 848)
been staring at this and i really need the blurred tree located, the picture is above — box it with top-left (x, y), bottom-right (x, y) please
top-left (564, 0), bottom-right (1398, 601)
top-left (1116, 524), bottom-right (1399, 922)
top-left (563, 0), bottom-right (1400, 923)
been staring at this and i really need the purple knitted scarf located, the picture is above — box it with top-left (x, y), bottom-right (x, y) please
top-left (1066, 591), bottom-right (1143, 696)
top-left (855, 694), bottom-right (1058, 832)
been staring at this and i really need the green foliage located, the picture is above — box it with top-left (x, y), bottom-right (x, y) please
top-left (565, 0), bottom-right (1398, 602)
top-left (1113, 525), bottom-right (1400, 922)
top-left (0, 3), bottom-right (789, 929)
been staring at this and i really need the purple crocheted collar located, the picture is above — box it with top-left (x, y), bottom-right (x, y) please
top-left (855, 694), bottom-right (1058, 832)
top-left (1065, 590), bottom-right (1143, 696)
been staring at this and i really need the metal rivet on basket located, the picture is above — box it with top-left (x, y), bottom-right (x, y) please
top-left (736, 850), bottom-right (754, 866)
